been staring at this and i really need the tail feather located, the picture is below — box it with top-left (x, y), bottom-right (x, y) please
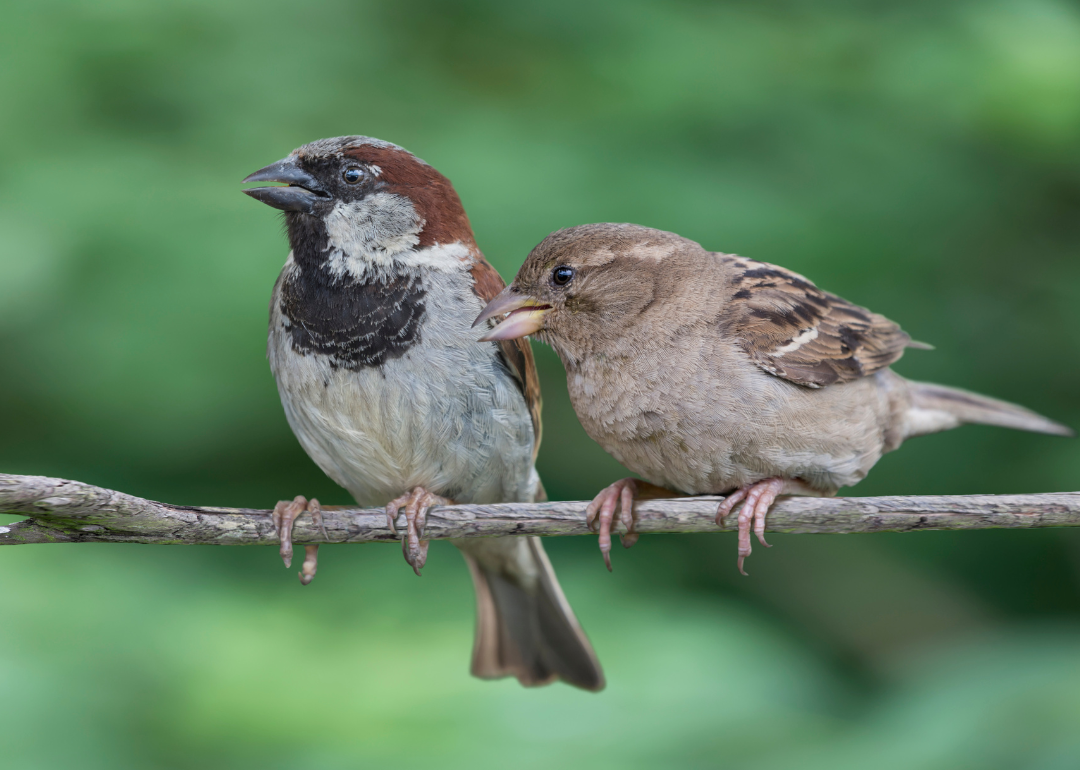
top-left (458, 537), bottom-right (605, 692)
top-left (905, 381), bottom-right (1074, 439)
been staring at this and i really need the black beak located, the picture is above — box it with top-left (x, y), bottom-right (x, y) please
top-left (242, 157), bottom-right (328, 214)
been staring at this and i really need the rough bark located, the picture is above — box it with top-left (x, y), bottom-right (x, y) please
top-left (2, 473), bottom-right (1079, 547)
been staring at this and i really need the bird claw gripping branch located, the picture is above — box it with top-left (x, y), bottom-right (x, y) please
top-left (272, 495), bottom-right (327, 584)
top-left (385, 487), bottom-right (453, 576)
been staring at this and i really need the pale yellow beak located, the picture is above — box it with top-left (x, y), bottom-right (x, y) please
top-left (473, 287), bottom-right (552, 341)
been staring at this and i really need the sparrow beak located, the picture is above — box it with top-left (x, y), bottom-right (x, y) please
top-left (473, 287), bottom-right (552, 341)
top-left (242, 157), bottom-right (328, 214)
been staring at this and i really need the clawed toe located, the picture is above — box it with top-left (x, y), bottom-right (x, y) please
top-left (585, 478), bottom-right (639, 572)
top-left (715, 478), bottom-right (787, 576)
top-left (385, 487), bottom-right (452, 576)
top-left (272, 495), bottom-right (324, 584)
top-left (299, 545), bottom-right (319, 585)
top-left (714, 487), bottom-right (749, 528)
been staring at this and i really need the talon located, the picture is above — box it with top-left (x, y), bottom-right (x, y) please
top-left (272, 495), bottom-right (306, 568)
top-left (585, 499), bottom-right (600, 533)
top-left (416, 504), bottom-right (427, 540)
top-left (299, 545), bottom-right (319, 585)
top-left (754, 505), bottom-right (772, 549)
top-left (272, 495), bottom-right (324, 580)
top-left (715, 478), bottom-right (788, 575)
top-left (737, 492), bottom-right (755, 571)
top-left (618, 481), bottom-right (638, 548)
top-left (715, 488), bottom-right (749, 527)
top-left (385, 500), bottom-right (400, 536)
top-left (386, 486), bottom-right (452, 576)
top-left (308, 499), bottom-right (328, 540)
top-left (585, 478), bottom-right (639, 571)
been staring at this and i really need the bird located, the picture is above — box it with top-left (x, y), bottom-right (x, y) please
top-left (241, 136), bottom-right (604, 690)
top-left (474, 222), bottom-right (1073, 574)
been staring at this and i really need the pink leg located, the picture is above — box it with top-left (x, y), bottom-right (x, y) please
top-left (299, 545), bottom-right (319, 586)
top-left (585, 478), bottom-right (639, 572)
top-left (385, 487), bottom-right (453, 576)
top-left (715, 478), bottom-right (788, 576)
top-left (272, 495), bottom-right (328, 585)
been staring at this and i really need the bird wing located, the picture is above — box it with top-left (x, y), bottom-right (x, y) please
top-left (717, 256), bottom-right (915, 388)
top-left (469, 257), bottom-right (543, 458)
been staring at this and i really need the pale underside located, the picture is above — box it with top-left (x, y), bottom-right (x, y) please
top-left (269, 251), bottom-right (539, 508)
top-left (563, 330), bottom-right (908, 497)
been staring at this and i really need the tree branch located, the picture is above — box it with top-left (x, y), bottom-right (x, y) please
top-left (2, 473), bottom-right (1079, 547)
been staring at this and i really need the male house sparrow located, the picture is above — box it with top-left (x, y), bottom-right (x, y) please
top-left (242, 137), bottom-right (603, 690)
top-left (475, 223), bottom-right (1073, 574)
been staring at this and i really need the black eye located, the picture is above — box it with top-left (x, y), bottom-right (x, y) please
top-left (552, 265), bottom-right (575, 286)
top-left (342, 167), bottom-right (363, 184)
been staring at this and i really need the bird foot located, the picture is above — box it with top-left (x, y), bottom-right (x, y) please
top-left (714, 478), bottom-right (789, 576)
top-left (586, 478), bottom-right (640, 571)
top-left (272, 495), bottom-right (328, 585)
top-left (386, 487), bottom-right (453, 576)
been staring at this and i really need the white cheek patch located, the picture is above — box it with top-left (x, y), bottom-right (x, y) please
top-left (323, 193), bottom-right (423, 278)
top-left (320, 193), bottom-right (474, 281)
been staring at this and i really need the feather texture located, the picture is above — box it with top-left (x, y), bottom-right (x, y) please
top-left (718, 256), bottom-right (914, 388)
top-left (469, 258), bottom-right (543, 459)
top-left (254, 135), bottom-right (601, 691)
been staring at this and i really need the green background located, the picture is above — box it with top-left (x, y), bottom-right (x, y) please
top-left (3, 1), bottom-right (1080, 767)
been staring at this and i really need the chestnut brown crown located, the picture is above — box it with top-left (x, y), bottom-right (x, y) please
top-left (242, 135), bottom-right (475, 248)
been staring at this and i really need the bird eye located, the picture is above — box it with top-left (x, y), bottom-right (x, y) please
top-left (342, 167), bottom-right (363, 184)
top-left (551, 265), bottom-right (575, 286)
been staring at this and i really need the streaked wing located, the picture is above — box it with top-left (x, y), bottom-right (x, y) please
top-left (718, 256), bottom-right (913, 388)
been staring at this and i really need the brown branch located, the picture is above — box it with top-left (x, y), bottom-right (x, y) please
top-left (2, 473), bottom-right (1079, 547)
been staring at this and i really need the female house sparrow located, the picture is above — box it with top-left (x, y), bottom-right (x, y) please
top-left (475, 223), bottom-right (1073, 574)
top-left (242, 137), bottom-right (603, 690)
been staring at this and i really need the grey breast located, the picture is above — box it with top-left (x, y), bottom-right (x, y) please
top-left (268, 256), bottom-right (537, 508)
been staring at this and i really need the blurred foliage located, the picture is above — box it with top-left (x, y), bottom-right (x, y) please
top-left (2, 0), bottom-right (1080, 767)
